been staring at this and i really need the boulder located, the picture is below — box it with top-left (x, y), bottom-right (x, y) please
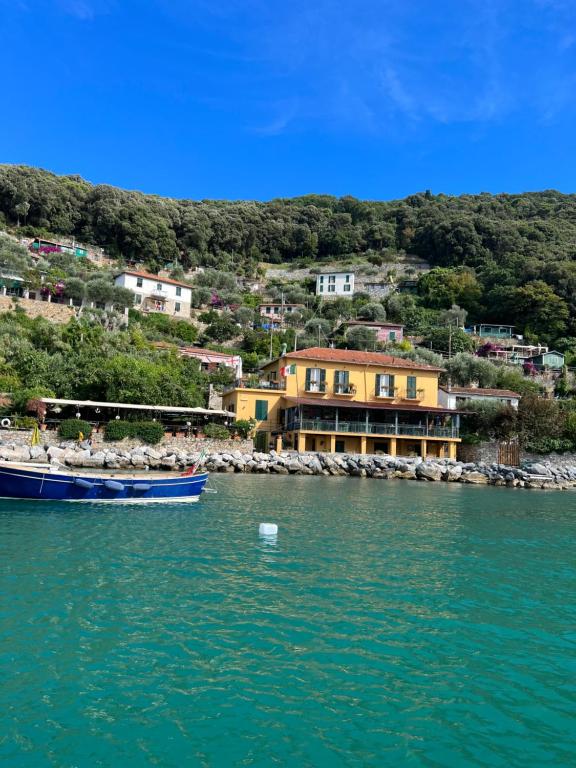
top-left (46, 446), bottom-right (67, 462)
top-left (30, 445), bottom-right (47, 460)
top-left (270, 464), bottom-right (289, 474)
top-left (416, 462), bottom-right (443, 482)
top-left (83, 451), bottom-right (106, 467)
top-left (461, 470), bottom-right (489, 484)
top-left (446, 464), bottom-right (463, 482)
top-left (1, 445), bottom-right (31, 462)
top-left (65, 449), bottom-right (92, 466)
top-left (161, 454), bottom-right (177, 468)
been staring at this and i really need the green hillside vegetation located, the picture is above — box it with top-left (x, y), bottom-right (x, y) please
top-left (1, 165), bottom-right (576, 345)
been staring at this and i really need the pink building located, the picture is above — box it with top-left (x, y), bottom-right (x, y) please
top-left (343, 321), bottom-right (404, 343)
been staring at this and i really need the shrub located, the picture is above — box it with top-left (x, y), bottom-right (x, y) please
top-left (103, 420), bottom-right (132, 441)
top-left (14, 416), bottom-right (38, 429)
top-left (104, 420), bottom-right (165, 444)
top-left (234, 419), bottom-right (255, 439)
top-left (59, 419), bottom-right (93, 440)
top-left (203, 423), bottom-right (230, 439)
top-left (134, 421), bottom-right (164, 444)
top-left (523, 437), bottom-right (575, 454)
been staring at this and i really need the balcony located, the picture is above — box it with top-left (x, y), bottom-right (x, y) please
top-left (399, 388), bottom-right (425, 402)
top-left (285, 419), bottom-right (459, 438)
top-left (150, 288), bottom-right (168, 299)
top-left (224, 378), bottom-right (285, 392)
top-left (375, 387), bottom-right (398, 400)
top-left (304, 382), bottom-right (327, 394)
top-left (334, 383), bottom-right (357, 396)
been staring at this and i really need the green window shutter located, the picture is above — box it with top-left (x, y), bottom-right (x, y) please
top-left (334, 370), bottom-right (340, 389)
top-left (389, 374), bottom-right (395, 394)
top-left (319, 369), bottom-right (326, 390)
top-left (255, 400), bottom-right (268, 420)
top-left (305, 368), bottom-right (311, 390)
top-left (407, 376), bottom-right (417, 398)
top-left (375, 373), bottom-right (381, 394)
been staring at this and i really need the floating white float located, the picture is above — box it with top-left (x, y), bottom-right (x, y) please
top-left (259, 523), bottom-right (278, 536)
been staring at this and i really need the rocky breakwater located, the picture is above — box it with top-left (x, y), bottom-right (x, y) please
top-left (207, 452), bottom-right (576, 490)
top-left (1, 439), bottom-right (575, 490)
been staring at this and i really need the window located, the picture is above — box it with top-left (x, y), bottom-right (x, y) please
top-left (319, 276), bottom-right (324, 283)
top-left (329, 275), bottom-right (336, 283)
top-left (328, 285), bottom-right (335, 293)
top-left (407, 375), bottom-right (417, 399)
top-left (156, 283), bottom-right (162, 290)
top-left (376, 373), bottom-right (395, 397)
top-left (305, 367), bottom-right (326, 392)
top-left (334, 370), bottom-right (349, 394)
top-left (389, 331), bottom-right (396, 341)
top-left (345, 274), bottom-right (350, 283)
top-left (176, 286), bottom-right (182, 297)
top-left (135, 294), bottom-right (142, 304)
top-left (319, 285), bottom-right (324, 292)
top-left (335, 440), bottom-right (345, 453)
top-left (255, 400), bottom-right (268, 420)
top-left (175, 302), bottom-right (181, 312)
top-left (273, 307), bottom-right (279, 314)
top-left (266, 306), bottom-right (271, 313)
top-left (343, 284), bottom-right (351, 292)
top-left (136, 277), bottom-right (143, 287)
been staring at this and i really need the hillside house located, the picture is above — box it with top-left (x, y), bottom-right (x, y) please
top-left (525, 350), bottom-right (565, 371)
top-left (471, 324), bottom-right (518, 340)
top-left (222, 346), bottom-right (461, 458)
top-left (259, 302), bottom-right (305, 318)
top-left (115, 270), bottom-right (192, 318)
top-left (29, 238), bottom-right (89, 259)
top-left (316, 271), bottom-right (355, 297)
top-left (342, 321), bottom-right (404, 343)
top-left (439, 386), bottom-right (521, 410)
top-left (178, 347), bottom-right (243, 379)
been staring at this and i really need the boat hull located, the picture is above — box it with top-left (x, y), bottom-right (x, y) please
top-left (0, 463), bottom-right (209, 503)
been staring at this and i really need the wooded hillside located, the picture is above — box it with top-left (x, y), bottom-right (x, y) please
top-left (1, 164), bottom-right (576, 339)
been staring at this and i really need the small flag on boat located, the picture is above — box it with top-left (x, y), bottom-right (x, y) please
top-left (30, 424), bottom-right (41, 447)
top-left (181, 448), bottom-right (207, 476)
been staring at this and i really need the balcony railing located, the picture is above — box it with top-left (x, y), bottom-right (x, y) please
top-left (226, 378), bottom-right (285, 392)
top-left (285, 419), bottom-right (459, 438)
top-left (150, 289), bottom-right (169, 299)
top-left (399, 388), bottom-right (426, 402)
top-left (375, 387), bottom-right (398, 399)
top-left (304, 382), bottom-right (327, 393)
top-left (334, 384), bottom-right (357, 395)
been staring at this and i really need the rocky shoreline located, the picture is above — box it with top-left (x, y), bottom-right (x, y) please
top-left (0, 440), bottom-right (574, 490)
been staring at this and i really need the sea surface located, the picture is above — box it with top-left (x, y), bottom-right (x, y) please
top-left (1, 476), bottom-right (575, 767)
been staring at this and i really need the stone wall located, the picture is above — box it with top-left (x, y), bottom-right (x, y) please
top-left (457, 442), bottom-right (500, 464)
top-left (0, 429), bottom-right (252, 454)
top-left (0, 296), bottom-right (75, 323)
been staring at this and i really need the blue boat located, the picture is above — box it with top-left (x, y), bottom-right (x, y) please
top-left (0, 461), bottom-right (209, 503)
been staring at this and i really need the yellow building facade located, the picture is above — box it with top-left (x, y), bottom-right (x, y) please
top-left (222, 347), bottom-right (461, 458)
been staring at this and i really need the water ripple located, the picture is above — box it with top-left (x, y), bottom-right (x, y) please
top-left (1, 477), bottom-right (575, 767)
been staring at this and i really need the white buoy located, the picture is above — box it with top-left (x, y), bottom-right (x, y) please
top-left (259, 523), bottom-right (278, 536)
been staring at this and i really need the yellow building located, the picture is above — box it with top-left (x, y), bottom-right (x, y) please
top-left (222, 347), bottom-right (461, 458)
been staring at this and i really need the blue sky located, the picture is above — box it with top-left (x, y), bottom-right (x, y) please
top-left (1, 0), bottom-right (575, 200)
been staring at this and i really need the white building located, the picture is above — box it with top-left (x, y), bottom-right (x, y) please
top-left (114, 271), bottom-right (192, 319)
top-left (178, 347), bottom-right (243, 379)
top-left (316, 271), bottom-right (355, 297)
top-left (439, 386), bottom-right (521, 410)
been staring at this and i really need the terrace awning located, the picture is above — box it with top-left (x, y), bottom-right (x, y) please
top-left (40, 398), bottom-right (234, 417)
top-left (284, 397), bottom-right (464, 414)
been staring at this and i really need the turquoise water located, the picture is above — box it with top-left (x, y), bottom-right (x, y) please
top-left (1, 477), bottom-right (575, 767)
